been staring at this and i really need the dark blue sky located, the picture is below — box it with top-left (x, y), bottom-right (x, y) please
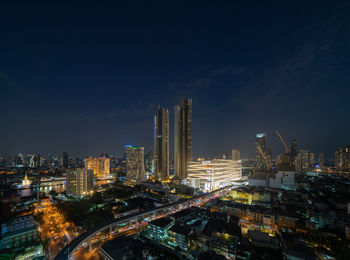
top-left (1, 1), bottom-right (349, 159)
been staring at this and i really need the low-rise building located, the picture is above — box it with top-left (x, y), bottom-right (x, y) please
top-left (0, 215), bottom-right (38, 250)
top-left (146, 217), bottom-right (174, 241)
top-left (168, 223), bottom-right (190, 250)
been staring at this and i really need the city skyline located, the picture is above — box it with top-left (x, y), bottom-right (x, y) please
top-left (1, 1), bottom-right (350, 159)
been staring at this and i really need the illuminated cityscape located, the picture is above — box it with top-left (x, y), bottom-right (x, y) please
top-left (1, 1), bottom-right (350, 260)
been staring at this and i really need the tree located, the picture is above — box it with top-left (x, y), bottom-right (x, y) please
top-left (49, 190), bottom-right (57, 198)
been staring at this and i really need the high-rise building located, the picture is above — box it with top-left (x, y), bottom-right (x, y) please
top-left (187, 159), bottom-right (241, 192)
top-left (62, 152), bottom-right (69, 169)
top-left (174, 99), bottom-right (192, 180)
top-left (232, 149), bottom-right (241, 160)
top-left (319, 153), bottom-right (324, 168)
top-left (294, 150), bottom-right (313, 174)
top-left (154, 105), bottom-right (169, 181)
top-left (14, 154), bottom-right (24, 167)
top-left (144, 151), bottom-right (154, 174)
top-left (85, 157), bottom-right (111, 178)
top-left (66, 168), bottom-right (93, 196)
top-left (125, 145), bottom-right (146, 184)
top-left (335, 146), bottom-right (350, 172)
top-left (289, 139), bottom-right (297, 163)
top-left (29, 154), bottom-right (40, 168)
top-left (255, 133), bottom-right (272, 171)
top-left (277, 153), bottom-right (293, 171)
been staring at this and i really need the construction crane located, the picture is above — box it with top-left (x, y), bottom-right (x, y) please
top-left (257, 146), bottom-right (271, 169)
top-left (275, 130), bottom-right (289, 154)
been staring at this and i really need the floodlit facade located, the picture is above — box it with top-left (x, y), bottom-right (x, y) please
top-left (66, 168), bottom-right (93, 196)
top-left (154, 105), bottom-right (169, 180)
top-left (84, 157), bottom-right (110, 178)
top-left (187, 159), bottom-right (241, 192)
top-left (125, 145), bottom-right (146, 184)
top-left (174, 99), bottom-right (192, 180)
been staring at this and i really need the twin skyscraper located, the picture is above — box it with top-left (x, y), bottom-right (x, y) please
top-left (154, 99), bottom-right (192, 182)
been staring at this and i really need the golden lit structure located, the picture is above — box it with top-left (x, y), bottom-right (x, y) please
top-left (84, 157), bottom-right (110, 178)
top-left (22, 173), bottom-right (31, 187)
top-left (187, 159), bottom-right (241, 192)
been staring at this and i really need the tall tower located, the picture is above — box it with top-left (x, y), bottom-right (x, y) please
top-left (154, 105), bottom-right (169, 181)
top-left (319, 153), bottom-right (324, 168)
top-left (62, 152), bottom-right (69, 169)
top-left (125, 145), bottom-right (146, 184)
top-left (174, 99), bottom-right (192, 180)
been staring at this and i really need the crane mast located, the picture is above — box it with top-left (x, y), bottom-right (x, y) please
top-left (257, 146), bottom-right (271, 169)
top-left (275, 130), bottom-right (289, 154)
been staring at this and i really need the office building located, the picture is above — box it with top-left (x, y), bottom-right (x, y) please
top-left (319, 153), bottom-right (324, 168)
top-left (335, 146), bottom-right (350, 172)
top-left (168, 224), bottom-right (190, 250)
top-left (66, 168), bottom-right (93, 196)
top-left (125, 145), bottom-right (146, 184)
top-left (14, 154), bottom-right (25, 167)
top-left (154, 105), bottom-right (169, 181)
top-left (277, 153), bottom-right (293, 171)
top-left (232, 149), bottom-right (241, 160)
top-left (174, 99), bottom-right (192, 180)
top-left (289, 139), bottom-right (297, 168)
top-left (85, 157), bottom-right (110, 178)
top-left (144, 151), bottom-right (154, 174)
top-left (187, 159), bottom-right (241, 192)
top-left (146, 217), bottom-right (174, 241)
top-left (294, 150), bottom-right (313, 174)
top-left (62, 152), bottom-right (69, 168)
top-left (256, 133), bottom-right (272, 171)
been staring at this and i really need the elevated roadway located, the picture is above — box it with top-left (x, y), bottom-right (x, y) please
top-left (54, 185), bottom-right (233, 260)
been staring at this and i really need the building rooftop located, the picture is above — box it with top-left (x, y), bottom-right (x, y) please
top-left (169, 207), bottom-right (194, 220)
top-left (149, 217), bottom-right (173, 228)
top-left (100, 236), bottom-right (143, 260)
top-left (169, 223), bottom-right (191, 236)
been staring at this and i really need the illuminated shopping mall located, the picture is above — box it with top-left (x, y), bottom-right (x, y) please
top-left (187, 159), bottom-right (242, 192)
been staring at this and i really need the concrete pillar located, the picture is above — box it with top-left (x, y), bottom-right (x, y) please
top-left (88, 238), bottom-right (92, 252)
top-left (109, 226), bottom-right (112, 237)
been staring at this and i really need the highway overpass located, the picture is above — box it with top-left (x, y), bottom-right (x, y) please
top-left (54, 185), bottom-right (233, 260)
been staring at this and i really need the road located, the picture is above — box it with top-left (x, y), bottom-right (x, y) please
top-left (72, 229), bottom-right (140, 259)
top-left (54, 184), bottom-right (232, 260)
top-left (37, 200), bottom-right (77, 259)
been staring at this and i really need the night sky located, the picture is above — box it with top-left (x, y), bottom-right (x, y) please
top-left (1, 1), bottom-right (349, 159)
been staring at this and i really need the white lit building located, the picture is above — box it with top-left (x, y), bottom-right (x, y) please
top-left (187, 159), bottom-right (241, 192)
